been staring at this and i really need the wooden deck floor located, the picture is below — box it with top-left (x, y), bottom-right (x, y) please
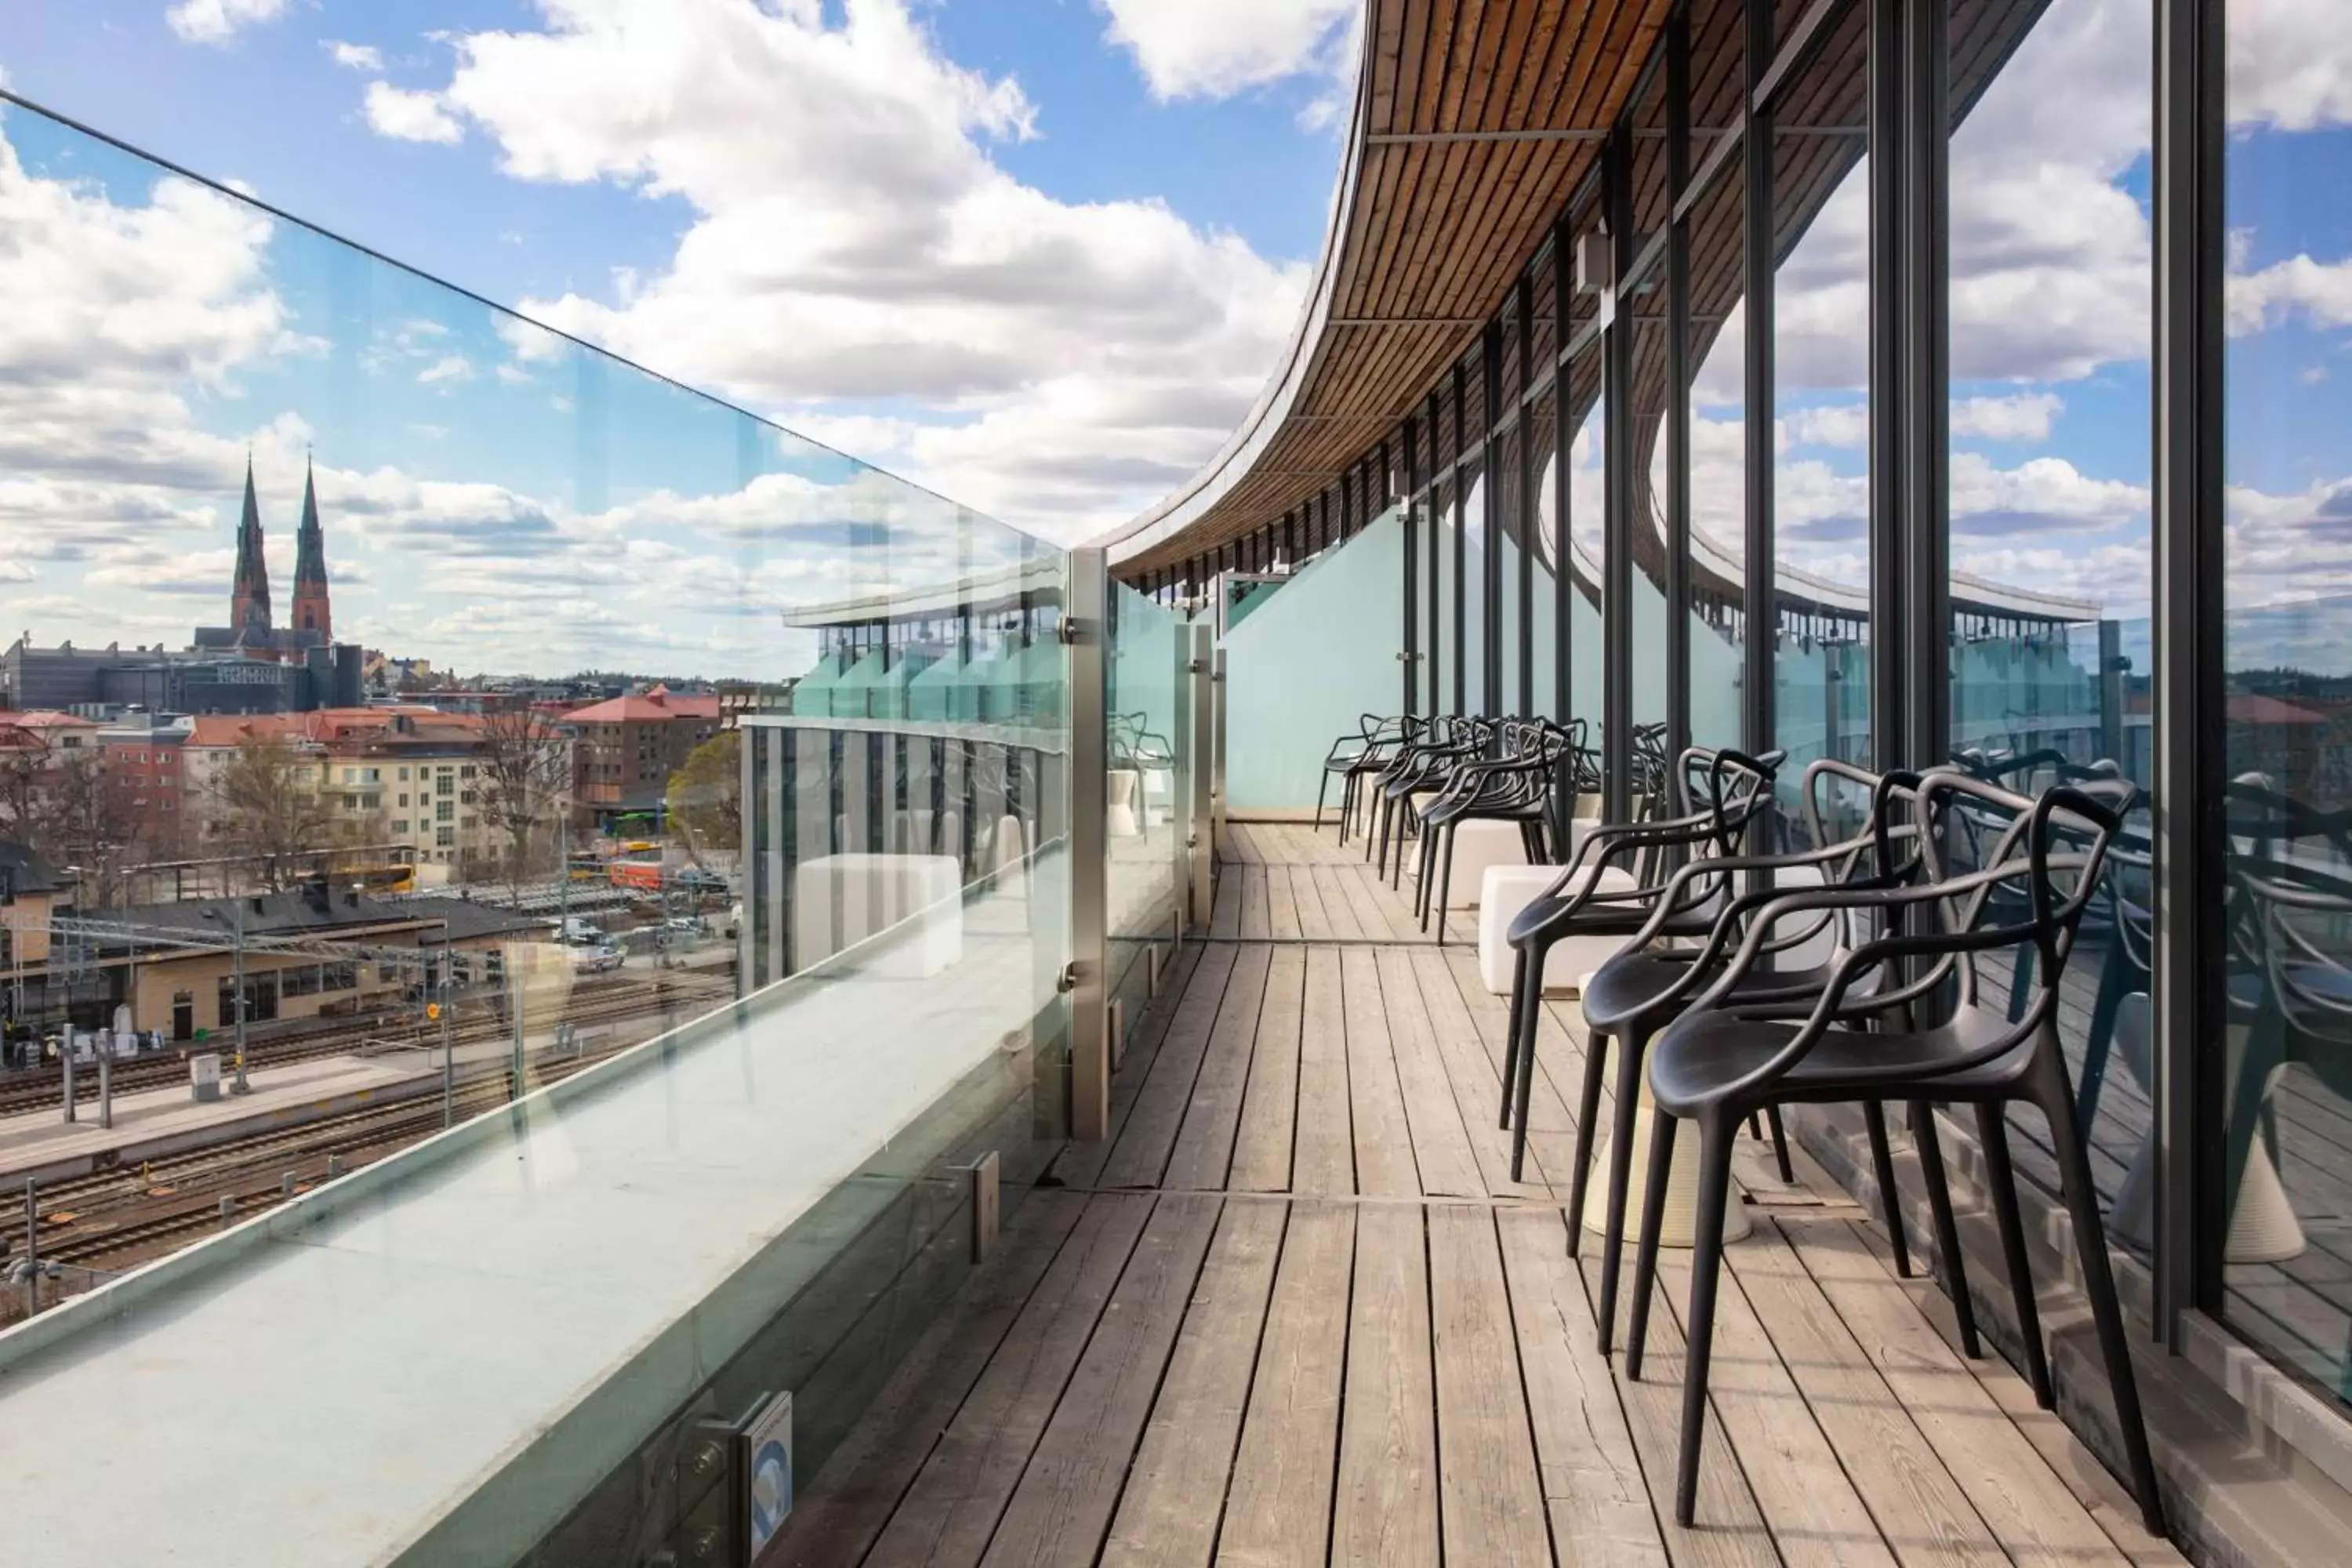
top-left (773, 823), bottom-right (2185, 1568)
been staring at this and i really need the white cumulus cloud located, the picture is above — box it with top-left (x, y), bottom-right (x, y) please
top-left (1095, 0), bottom-right (1359, 102)
top-left (165, 0), bottom-right (290, 45)
top-left (325, 41), bottom-right (385, 72)
top-left (365, 82), bottom-right (463, 146)
top-left (358, 0), bottom-right (1308, 543)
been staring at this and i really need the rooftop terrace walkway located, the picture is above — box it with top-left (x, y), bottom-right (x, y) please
top-left (774, 824), bottom-right (2183, 1568)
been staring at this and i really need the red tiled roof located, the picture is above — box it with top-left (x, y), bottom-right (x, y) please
top-left (564, 690), bottom-right (720, 725)
top-left (2227, 693), bottom-right (2331, 727)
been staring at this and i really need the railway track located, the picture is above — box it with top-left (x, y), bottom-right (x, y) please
top-left (0, 966), bottom-right (735, 1119)
top-left (20, 981), bottom-right (720, 1276)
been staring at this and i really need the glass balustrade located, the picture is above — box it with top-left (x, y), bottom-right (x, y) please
top-left (0, 93), bottom-right (1072, 1566)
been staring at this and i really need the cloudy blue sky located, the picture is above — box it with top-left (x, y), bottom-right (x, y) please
top-left (0, 0), bottom-right (2347, 680)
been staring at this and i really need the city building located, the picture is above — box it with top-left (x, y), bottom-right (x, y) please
top-left (0, 839), bottom-right (64, 985)
top-left (564, 684), bottom-right (722, 826)
top-left (92, 710), bottom-right (192, 853)
top-left (3, 876), bottom-right (547, 1041)
top-left (178, 708), bottom-right (517, 875)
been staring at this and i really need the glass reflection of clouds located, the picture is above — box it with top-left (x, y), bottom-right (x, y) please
top-left (0, 100), bottom-right (1047, 683)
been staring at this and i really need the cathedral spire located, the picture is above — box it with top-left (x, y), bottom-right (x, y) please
top-left (230, 452), bottom-right (272, 637)
top-left (292, 453), bottom-right (332, 641)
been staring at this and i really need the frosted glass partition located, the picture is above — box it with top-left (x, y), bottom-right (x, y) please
top-left (1104, 584), bottom-right (1187, 1035)
top-left (1225, 510), bottom-right (1409, 811)
top-left (0, 94), bottom-right (1070, 1566)
top-left (1226, 503), bottom-right (1742, 814)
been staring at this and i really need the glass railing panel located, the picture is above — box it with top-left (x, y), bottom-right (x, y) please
top-left (0, 93), bottom-right (1069, 1565)
top-left (1105, 583), bottom-right (1186, 1040)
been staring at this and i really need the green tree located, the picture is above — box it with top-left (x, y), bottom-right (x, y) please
top-left (666, 731), bottom-right (741, 862)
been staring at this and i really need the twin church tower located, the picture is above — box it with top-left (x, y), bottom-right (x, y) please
top-left (206, 456), bottom-right (334, 658)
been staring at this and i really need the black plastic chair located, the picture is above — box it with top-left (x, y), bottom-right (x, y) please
top-left (1414, 720), bottom-right (1564, 939)
top-left (1623, 771), bottom-right (2165, 1535)
top-left (1497, 746), bottom-right (1784, 1181)
top-left (1316, 714), bottom-right (1416, 842)
top-left (1571, 760), bottom-right (1982, 1361)
top-left (1370, 716), bottom-right (1488, 880)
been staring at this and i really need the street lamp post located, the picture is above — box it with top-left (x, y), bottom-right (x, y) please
top-left (439, 948), bottom-right (456, 1130)
top-left (230, 896), bottom-right (250, 1095)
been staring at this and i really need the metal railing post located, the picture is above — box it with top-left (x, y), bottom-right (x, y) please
top-left (1067, 547), bottom-right (1109, 1142)
top-left (1210, 641), bottom-right (1227, 852)
top-left (1187, 622), bottom-right (1216, 929)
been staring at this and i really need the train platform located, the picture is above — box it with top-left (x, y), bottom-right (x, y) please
top-left (0, 1053), bottom-right (430, 1188)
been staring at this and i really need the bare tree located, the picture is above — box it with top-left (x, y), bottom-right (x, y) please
top-left (216, 737), bottom-right (342, 891)
top-left (0, 737), bottom-right (46, 840)
top-left (477, 703), bottom-right (572, 898)
top-left (37, 750), bottom-right (141, 906)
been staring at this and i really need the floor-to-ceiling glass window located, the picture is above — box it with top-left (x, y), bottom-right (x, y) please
top-left (2218, 0), bottom-right (2352, 1403)
top-left (1626, 69), bottom-right (1672, 760)
top-left (1553, 194), bottom-right (1609, 773)
top-left (1683, 0), bottom-right (1750, 756)
top-left (1935, 0), bottom-right (2160, 1248)
top-left (1771, 1), bottom-right (1875, 829)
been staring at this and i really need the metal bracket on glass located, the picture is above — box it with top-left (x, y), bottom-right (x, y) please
top-left (1058, 960), bottom-right (1079, 993)
top-left (959, 1151), bottom-right (1001, 1265)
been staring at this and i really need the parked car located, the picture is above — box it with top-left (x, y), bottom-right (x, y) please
top-left (662, 916), bottom-right (709, 940)
top-left (570, 942), bottom-right (625, 975)
top-left (675, 866), bottom-right (729, 893)
top-left (557, 916), bottom-right (607, 946)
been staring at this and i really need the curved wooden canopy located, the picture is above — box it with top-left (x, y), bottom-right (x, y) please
top-left (1097, 0), bottom-right (2086, 626)
top-left (1094, 0), bottom-right (1671, 575)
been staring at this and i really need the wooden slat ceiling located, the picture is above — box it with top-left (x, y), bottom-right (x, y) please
top-left (1100, 0), bottom-right (1671, 577)
top-left (1103, 0), bottom-right (2056, 593)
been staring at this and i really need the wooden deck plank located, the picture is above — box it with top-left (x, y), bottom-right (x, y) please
top-left (1647, 1243), bottom-right (1899, 1567)
top-left (1292, 948), bottom-right (1356, 1196)
top-left (1428, 1205), bottom-right (1556, 1566)
top-left (1408, 945), bottom-right (1552, 1200)
top-left (1376, 946), bottom-right (1486, 1197)
top-left (1341, 947), bottom-right (1422, 1197)
top-left (771, 1191), bottom-right (1091, 1568)
top-left (1443, 946), bottom-right (1585, 1192)
top-left (1163, 945), bottom-right (1276, 1191)
top-left (1495, 1207), bottom-right (1670, 1567)
top-left (1239, 865), bottom-right (1272, 940)
top-left (1216, 1200), bottom-right (1356, 1568)
top-left (1061, 942), bottom-right (1208, 1189)
top-left (1211, 862), bottom-right (1243, 939)
top-left (1343, 862), bottom-right (1405, 941)
top-left (1290, 859), bottom-right (1334, 942)
top-left (1576, 1248), bottom-right (1784, 1566)
top-left (1314, 863), bottom-right (1368, 939)
top-left (1266, 863), bottom-right (1302, 940)
top-left (1333, 1205), bottom-right (1440, 1566)
top-left (1722, 1221), bottom-right (2010, 1568)
top-left (1097, 946), bottom-right (1241, 1189)
top-left (865, 1193), bottom-right (1156, 1568)
top-left (1100, 1200), bottom-right (1288, 1568)
top-left (1784, 1218), bottom-right (2146, 1568)
top-left (1840, 1220), bottom-right (2190, 1568)
top-left (980, 1194), bottom-right (1225, 1568)
top-left (1228, 947), bottom-right (1308, 1194)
